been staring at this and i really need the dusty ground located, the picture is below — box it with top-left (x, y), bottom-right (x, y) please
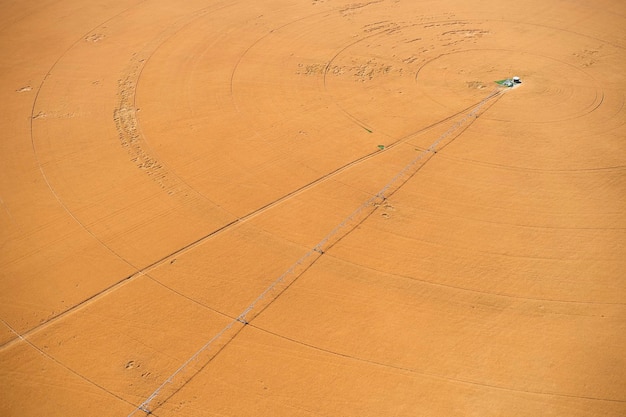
top-left (1, 0), bottom-right (625, 416)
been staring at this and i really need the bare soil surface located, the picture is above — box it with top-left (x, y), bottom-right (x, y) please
top-left (1, 0), bottom-right (625, 416)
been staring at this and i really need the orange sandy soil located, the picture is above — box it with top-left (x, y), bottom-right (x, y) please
top-left (1, 0), bottom-right (625, 416)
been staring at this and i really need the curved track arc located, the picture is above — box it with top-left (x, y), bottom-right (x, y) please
top-left (249, 324), bottom-right (626, 404)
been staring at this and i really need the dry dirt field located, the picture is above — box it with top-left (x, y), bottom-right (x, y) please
top-left (1, 0), bottom-right (625, 416)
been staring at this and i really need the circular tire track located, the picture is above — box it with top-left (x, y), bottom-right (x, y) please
top-left (7, 0), bottom-right (626, 415)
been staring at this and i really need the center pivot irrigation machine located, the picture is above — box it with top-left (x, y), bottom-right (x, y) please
top-left (496, 76), bottom-right (522, 87)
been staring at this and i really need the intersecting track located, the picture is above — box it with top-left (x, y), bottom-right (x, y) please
top-left (1, 0), bottom-right (625, 416)
top-left (127, 86), bottom-right (506, 416)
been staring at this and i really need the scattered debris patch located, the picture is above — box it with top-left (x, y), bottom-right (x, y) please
top-left (85, 33), bottom-right (106, 42)
top-left (467, 81), bottom-right (486, 89)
